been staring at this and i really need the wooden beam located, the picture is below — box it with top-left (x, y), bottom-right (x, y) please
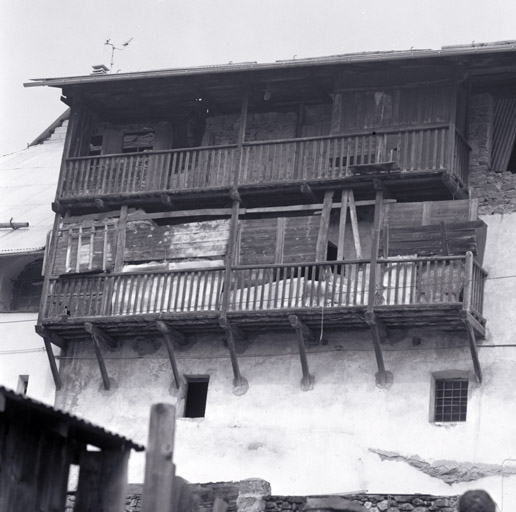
top-left (348, 190), bottom-right (362, 259)
top-left (156, 321), bottom-right (182, 390)
top-left (337, 189), bottom-right (349, 260)
top-left (141, 404), bottom-right (176, 512)
top-left (235, 89), bottom-right (249, 186)
top-left (35, 324), bottom-right (67, 349)
top-left (43, 336), bottom-right (62, 391)
top-left (275, 217), bottom-right (286, 264)
top-left (315, 190), bottom-right (334, 262)
top-left (84, 322), bottom-right (119, 350)
top-left (461, 312), bottom-right (483, 384)
top-left (300, 183), bottom-right (318, 202)
top-left (219, 316), bottom-right (248, 395)
top-left (367, 189), bottom-right (384, 311)
top-left (87, 325), bottom-right (111, 390)
top-left (364, 312), bottom-right (389, 387)
top-left (440, 221), bottom-right (449, 255)
top-left (221, 199), bottom-right (241, 312)
top-left (114, 205), bottom-right (128, 272)
top-left (288, 315), bottom-right (315, 391)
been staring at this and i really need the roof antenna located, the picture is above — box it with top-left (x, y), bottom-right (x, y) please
top-left (104, 37), bottom-right (134, 72)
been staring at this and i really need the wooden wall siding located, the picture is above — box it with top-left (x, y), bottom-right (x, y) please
top-left (335, 85), bottom-right (451, 133)
top-left (238, 216), bottom-right (319, 265)
top-left (383, 199), bottom-right (476, 227)
top-left (52, 222), bottom-right (117, 275)
top-left (124, 219), bottom-right (230, 263)
top-left (492, 96), bottom-right (516, 173)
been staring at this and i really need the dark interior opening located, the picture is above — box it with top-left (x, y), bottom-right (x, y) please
top-left (507, 138), bottom-right (516, 173)
top-left (184, 377), bottom-right (209, 418)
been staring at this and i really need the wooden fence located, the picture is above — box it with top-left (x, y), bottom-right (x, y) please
top-left (60, 126), bottom-right (467, 199)
top-left (43, 255), bottom-right (484, 321)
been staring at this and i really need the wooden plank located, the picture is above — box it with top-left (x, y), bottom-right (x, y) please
top-left (460, 311), bottom-right (483, 384)
top-left (141, 404), bottom-right (176, 512)
top-left (288, 315), bottom-right (314, 391)
top-left (440, 221), bottom-right (449, 255)
top-left (84, 323), bottom-right (119, 350)
top-left (367, 190), bottom-right (383, 311)
top-left (275, 217), bottom-right (286, 264)
top-left (365, 312), bottom-right (388, 385)
top-left (337, 189), bottom-right (349, 260)
top-left (156, 321), bottom-right (182, 390)
top-left (75, 449), bottom-right (130, 512)
top-left (35, 325), bottom-right (67, 349)
top-left (41, 335), bottom-right (62, 390)
top-left (315, 190), bottom-right (334, 261)
top-left (348, 190), bottom-right (362, 258)
top-left (114, 205), bottom-right (128, 272)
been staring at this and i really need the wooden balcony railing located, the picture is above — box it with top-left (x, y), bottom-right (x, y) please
top-left (43, 255), bottom-right (485, 323)
top-left (59, 126), bottom-right (468, 201)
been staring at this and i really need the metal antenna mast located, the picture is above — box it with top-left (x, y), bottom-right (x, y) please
top-left (104, 37), bottom-right (134, 71)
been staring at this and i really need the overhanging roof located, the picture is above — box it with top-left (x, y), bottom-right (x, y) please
top-left (0, 386), bottom-right (144, 451)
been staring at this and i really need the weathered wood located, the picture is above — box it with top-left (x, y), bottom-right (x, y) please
top-left (288, 315), bottom-right (314, 390)
top-left (275, 217), bottom-right (286, 264)
top-left (219, 316), bottom-right (248, 394)
top-left (348, 190), bottom-right (362, 258)
top-left (114, 205), bottom-right (128, 272)
top-left (88, 326), bottom-right (111, 390)
top-left (42, 335), bottom-right (62, 390)
top-left (141, 404), bottom-right (176, 512)
top-left (337, 189), bottom-right (349, 260)
top-left (462, 251), bottom-right (474, 313)
top-left (364, 312), bottom-right (388, 385)
top-left (460, 311), bottom-right (483, 384)
top-left (315, 190), bottom-right (334, 261)
top-left (35, 324), bottom-right (67, 349)
top-left (156, 321), bottom-right (183, 390)
top-left (75, 449), bottom-right (130, 512)
top-left (367, 189), bottom-right (384, 311)
top-left (300, 183), bottom-right (318, 202)
top-left (85, 322), bottom-right (119, 350)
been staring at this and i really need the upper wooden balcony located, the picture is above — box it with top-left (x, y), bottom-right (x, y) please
top-left (56, 125), bottom-right (470, 211)
top-left (40, 254), bottom-right (486, 343)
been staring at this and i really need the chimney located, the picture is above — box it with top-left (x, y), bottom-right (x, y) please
top-left (91, 64), bottom-right (109, 75)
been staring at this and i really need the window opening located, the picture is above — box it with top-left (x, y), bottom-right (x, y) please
top-left (434, 378), bottom-right (468, 422)
top-left (184, 377), bottom-right (209, 418)
top-left (88, 135), bottom-right (103, 156)
top-left (122, 131), bottom-right (154, 153)
top-left (17, 375), bottom-right (29, 395)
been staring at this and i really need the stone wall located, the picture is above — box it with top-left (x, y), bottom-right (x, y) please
top-left (468, 93), bottom-right (516, 214)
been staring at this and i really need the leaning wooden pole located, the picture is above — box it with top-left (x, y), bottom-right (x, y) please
top-left (141, 404), bottom-right (176, 512)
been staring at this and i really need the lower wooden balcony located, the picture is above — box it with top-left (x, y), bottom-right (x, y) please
top-left (40, 255), bottom-right (486, 342)
top-left (56, 126), bottom-right (469, 210)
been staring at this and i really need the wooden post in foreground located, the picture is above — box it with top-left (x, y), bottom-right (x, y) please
top-left (141, 404), bottom-right (176, 512)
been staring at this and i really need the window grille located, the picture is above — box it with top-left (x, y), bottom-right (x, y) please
top-left (434, 378), bottom-right (468, 422)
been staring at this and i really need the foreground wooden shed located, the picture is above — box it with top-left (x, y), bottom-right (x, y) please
top-left (0, 386), bottom-right (144, 512)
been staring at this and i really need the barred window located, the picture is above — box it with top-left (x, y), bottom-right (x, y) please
top-left (434, 378), bottom-right (468, 422)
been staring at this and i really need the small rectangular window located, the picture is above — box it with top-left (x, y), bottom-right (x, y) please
top-left (434, 378), bottom-right (468, 422)
top-left (184, 377), bottom-right (209, 418)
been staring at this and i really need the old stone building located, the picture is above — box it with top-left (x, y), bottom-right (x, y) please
top-left (26, 41), bottom-right (516, 508)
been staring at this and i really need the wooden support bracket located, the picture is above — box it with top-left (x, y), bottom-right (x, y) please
top-left (219, 316), bottom-right (248, 395)
top-left (84, 323), bottom-right (120, 351)
top-left (85, 324), bottom-right (111, 390)
top-left (460, 311), bottom-right (483, 384)
top-left (288, 315), bottom-right (315, 391)
top-left (35, 326), bottom-right (62, 390)
top-left (156, 321), bottom-right (183, 391)
top-left (35, 324), bottom-right (67, 349)
top-left (364, 312), bottom-right (392, 388)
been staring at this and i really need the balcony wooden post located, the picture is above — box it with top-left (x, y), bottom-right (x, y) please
top-left (315, 191), bottom-right (334, 262)
top-left (114, 205), bottom-right (128, 272)
top-left (156, 321), bottom-right (183, 391)
top-left (447, 75), bottom-right (458, 177)
top-left (288, 315), bottom-right (315, 391)
top-left (219, 316), bottom-right (248, 395)
top-left (235, 89), bottom-right (249, 186)
top-left (462, 251), bottom-right (474, 313)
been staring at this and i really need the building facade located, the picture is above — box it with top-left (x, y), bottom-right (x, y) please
top-left (27, 42), bottom-right (516, 506)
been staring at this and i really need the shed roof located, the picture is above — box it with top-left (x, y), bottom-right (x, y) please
top-left (0, 111), bottom-right (68, 255)
top-left (0, 386), bottom-right (144, 451)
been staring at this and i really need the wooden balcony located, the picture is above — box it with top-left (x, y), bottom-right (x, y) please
top-left (57, 126), bottom-right (469, 210)
top-left (40, 255), bottom-right (485, 342)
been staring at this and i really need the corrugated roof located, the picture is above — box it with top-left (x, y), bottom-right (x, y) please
top-left (0, 122), bottom-right (64, 255)
top-left (0, 386), bottom-right (144, 451)
top-left (24, 40), bottom-right (516, 89)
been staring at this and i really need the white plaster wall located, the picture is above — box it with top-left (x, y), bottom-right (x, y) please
top-left (0, 312), bottom-right (57, 405)
top-left (52, 213), bottom-right (516, 505)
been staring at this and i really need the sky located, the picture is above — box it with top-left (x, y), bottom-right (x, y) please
top-left (1, 0), bottom-right (515, 156)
